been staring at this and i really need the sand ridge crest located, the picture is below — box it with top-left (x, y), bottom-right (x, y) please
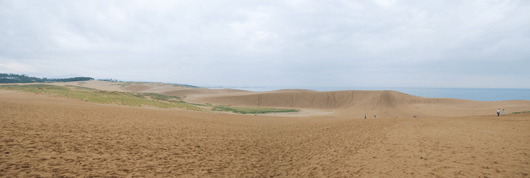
top-left (187, 89), bottom-right (457, 108)
top-left (184, 89), bottom-right (530, 118)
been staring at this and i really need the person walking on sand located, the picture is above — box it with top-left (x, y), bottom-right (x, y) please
top-left (365, 114), bottom-right (366, 119)
top-left (374, 114), bottom-right (376, 119)
top-left (497, 109), bottom-right (500, 117)
top-left (503, 109), bottom-right (505, 116)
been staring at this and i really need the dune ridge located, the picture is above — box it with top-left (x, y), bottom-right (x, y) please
top-left (187, 90), bottom-right (466, 109)
top-left (6, 81), bottom-right (530, 118)
top-left (178, 89), bottom-right (530, 118)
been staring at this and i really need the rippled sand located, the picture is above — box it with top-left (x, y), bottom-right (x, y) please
top-left (1, 90), bottom-right (529, 177)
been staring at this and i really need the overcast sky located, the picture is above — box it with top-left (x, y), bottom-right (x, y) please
top-left (1, 0), bottom-right (529, 88)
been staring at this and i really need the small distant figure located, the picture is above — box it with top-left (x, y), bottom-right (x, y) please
top-left (364, 114), bottom-right (367, 119)
top-left (374, 114), bottom-right (376, 119)
top-left (502, 109), bottom-right (505, 116)
top-left (497, 109), bottom-right (500, 117)
top-left (396, 116), bottom-right (397, 118)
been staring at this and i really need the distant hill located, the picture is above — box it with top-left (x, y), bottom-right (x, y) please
top-left (0, 73), bottom-right (94, 83)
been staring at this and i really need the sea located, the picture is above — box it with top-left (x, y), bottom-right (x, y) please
top-left (206, 86), bottom-right (530, 101)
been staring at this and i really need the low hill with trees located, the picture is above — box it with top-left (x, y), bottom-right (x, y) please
top-left (0, 73), bottom-right (94, 83)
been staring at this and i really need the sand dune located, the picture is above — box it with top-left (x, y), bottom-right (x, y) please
top-left (40, 80), bottom-right (198, 93)
top-left (184, 89), bottom-right (530, 118)
top-left (187, 90), bottom-right (425, 108)
top-left (162, 88), bottom-right (249, 100)
top-left (34, 80), bottom-right (528, 118)
top-left (4, 81), bottom-right (529, 118)
top-left (123, 85), bottom-right (152, 92)
top-left (1, 90), bottom-right (529, 177)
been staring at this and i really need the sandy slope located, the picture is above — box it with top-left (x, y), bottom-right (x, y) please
top-left (33, 80), bottom-right (200, 93)
top-left (185, 89), bottom-right (530, 118)
top-left (1, 90), bottom-right (530, 177)
top-left (29, 81), bottom-right (528, 118)
top-left (46, 80), bottom-right (128, 92)
top-left (13, 81), bottom-right (530, 118)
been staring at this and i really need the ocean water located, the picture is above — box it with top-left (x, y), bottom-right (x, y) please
top-left (213, 87), bottom-right (530, 101)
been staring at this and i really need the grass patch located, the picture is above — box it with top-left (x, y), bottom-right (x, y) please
top-left (0, 84), bottom-right (201, 111)
top-left (510, 111), bottom-right (530, 114)
top-left (69, 85), bottom-right (98, 91)
top-left (143, 92), bottom-right (180, 101)
top-left (211, 105), bottom-right (299, 114)
top-left (186, 103), bottom-right (213, 107)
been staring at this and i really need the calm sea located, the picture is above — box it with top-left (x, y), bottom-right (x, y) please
top-left (209, 87), bottom-right (530, 101)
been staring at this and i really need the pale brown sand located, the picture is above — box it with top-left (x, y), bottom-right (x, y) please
top-left (162, 88), bottom-right (251, 100)
top-left (38, 81), bottom-right (197, 93)
top-left (187, 89), bottom-right (530, 118)
top-left (32, 81), bottom-right (129, 92)
top-left (1, 90), bottom-right (529, 177)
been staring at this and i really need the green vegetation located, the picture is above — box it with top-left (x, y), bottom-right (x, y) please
top-left (176, 102), bottom-right (212, 107)
top-left (0, 84), bottom-right (201, 111)
top-left (510, 111), bottom-right (530, 114)
top-left (211, 105), bottom-right (299, 114)
top-left (143, 92), bottom-right (180, 101)
top-left (0, 73), bottom-right (93, 83)
top-left (69, 85), bottom-right (98, 91)
top-left (188, 103), bottom-right (213, 107)
top-left (0, 84), bottom-right (300, 114)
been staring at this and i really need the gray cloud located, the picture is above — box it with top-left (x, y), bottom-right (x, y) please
top-left (1, 0), bottom-right (529, 88)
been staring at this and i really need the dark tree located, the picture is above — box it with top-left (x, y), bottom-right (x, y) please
top-left (0, 73), bottom-right (94, 83)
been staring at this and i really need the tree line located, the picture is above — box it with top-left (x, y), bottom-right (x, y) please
top-left (0, 73), bottom-right (94, 83)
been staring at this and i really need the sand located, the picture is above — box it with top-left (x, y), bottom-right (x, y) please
top-left (186, 89), bottom-right (530, 118)
top-left (32, 80), bottom-right (199, 93)
top-left (1, 86), bottom-right (530, 177)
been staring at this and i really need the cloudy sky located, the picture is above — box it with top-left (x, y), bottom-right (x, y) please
top-left (1, 0), bottom-right (529, 88)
